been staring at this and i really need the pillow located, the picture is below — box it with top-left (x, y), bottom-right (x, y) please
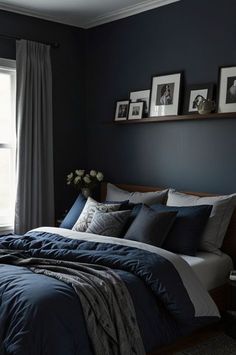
top-left (86, 210), bottom-right (131, 237)
top-left (72, 197), bottom-right (121, 232)
top-left (106, 183), bottom-right (168, 205)
top-left (167, 189), bottom-right (236, 254)
top-left (124, 205), bottom-right (177, 247)
top-left (152, 204), bottom-right (212, 256)
top-left (60, 194), bottom-right (87, 229)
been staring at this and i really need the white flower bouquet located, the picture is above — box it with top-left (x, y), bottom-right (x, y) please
top-left (66, 169), bottom-right (104, 196)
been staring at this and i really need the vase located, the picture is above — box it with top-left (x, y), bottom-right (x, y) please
top-left (81, 187), bottom-right (91, 198)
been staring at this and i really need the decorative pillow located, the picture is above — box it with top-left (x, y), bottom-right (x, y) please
top-left (167, 189), bottom-right (236, 254)
top-left (86, 210), bottom-right (131, 237)
top-left (72, 197), bottom-right (121, 232)
top-left (152, 204), bottom-right (212, 256)
top-left (106, 183), bottom-right (168, 205)
top-left (60, 194), bottom-right (87, 229)
top-left (124, 205), bottom-right (177, 247)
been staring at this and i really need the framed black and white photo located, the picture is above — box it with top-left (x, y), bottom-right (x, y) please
top-left (185, 84), bottom-right (214, 114)
top-left (114, 100), bottom-right (129, 121)
top-left (130, 90), bottom-right (150, 117)
top-left (150, 73), bottom-right (182, 117)
top-left (218, 66), bottom-right (236, 113)
top-left (128, 102), bottom-right (144, 120)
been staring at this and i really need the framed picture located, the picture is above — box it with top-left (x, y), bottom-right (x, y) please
top-left (185, 84), bottom-right (214, 114)
top-left (218, 66), bottom-right (236, 113)
top-left (150, 72), bottom-right (182, 117)
top-left (114, 100), bottom-right (129, 121)
top-left (128, 102), bottom-right (144, 120)
top-left (130, 90), bottom-right (150, 117)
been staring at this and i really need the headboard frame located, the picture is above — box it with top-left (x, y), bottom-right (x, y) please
top-left (101, 182), bottom-right (236, 264)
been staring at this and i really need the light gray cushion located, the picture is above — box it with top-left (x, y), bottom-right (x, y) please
top-left (86, 210), bottom-right (131, 237)
top-left (72, 197), bottom-right (121, 232)
top-left (106, 183), bottom-right (168, 205)
top-left (167, 189), bottom-right (236, 254)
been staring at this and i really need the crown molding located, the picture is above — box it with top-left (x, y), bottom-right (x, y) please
top-left (0, 0), bottom-right (180, 29)
top-left (83, 0), bottom-right (180, 28)
top-left (0, 2), bottom-right (72, 27)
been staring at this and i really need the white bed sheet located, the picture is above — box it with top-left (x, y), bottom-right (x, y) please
top-left (180, 252), bottom-right (233, 291)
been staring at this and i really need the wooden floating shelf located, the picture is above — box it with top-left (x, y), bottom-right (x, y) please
top-left (113, 112), bottom-right (236, 124)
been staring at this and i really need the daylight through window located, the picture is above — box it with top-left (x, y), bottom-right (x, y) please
top-left (0, 59), bottom-right (16, 230)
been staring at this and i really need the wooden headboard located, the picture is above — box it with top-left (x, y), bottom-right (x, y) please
top-left (101, 182), bottom-right (236, 263)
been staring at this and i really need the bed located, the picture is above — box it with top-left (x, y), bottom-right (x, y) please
top-left (0, 183), bottom-right (235, 355)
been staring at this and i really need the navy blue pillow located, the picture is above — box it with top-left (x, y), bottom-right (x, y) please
top-left (124, 205), bottom-right (177, 247)
top-left (60, 197), bottom-right (131, 230)
top-left (60, 194), bottom-right (87, 229)
top-left (152, 204), bottom-right (212, 256)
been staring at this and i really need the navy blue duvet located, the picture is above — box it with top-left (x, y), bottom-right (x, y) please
top-left (0, 230), bottom-right (219, 355)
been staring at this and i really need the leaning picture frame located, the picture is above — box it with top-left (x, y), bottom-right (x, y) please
top-left (149, 72), bottom-right (182, 117)
top-left (128, 101), bottom-right (144, 120)
top-left (130, 90), bottom-right (150, 117)
top-left (218, 66), bottom-right (236, 113)
top-left (114, 100), bottom-right (130, 121)
top-left (185, 83), bottom-right (214, 114)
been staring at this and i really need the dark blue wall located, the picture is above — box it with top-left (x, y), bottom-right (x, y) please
top-left (0, 10), bottom-right (86, 217)
top-left (1, 0), bottom-right (236, 220)
top-left (85, 0), bottom-right (236, 194)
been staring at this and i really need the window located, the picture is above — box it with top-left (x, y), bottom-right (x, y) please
top-left (0, 58), bottom-right (16, 230)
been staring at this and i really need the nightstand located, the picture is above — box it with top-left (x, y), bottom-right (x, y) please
top-left (224, 279), bottom-right (236, 339)
top-left (228, 279), bottom-right (236, 311)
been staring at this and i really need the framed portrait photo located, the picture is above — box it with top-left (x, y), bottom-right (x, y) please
top-left (218, 66), bottom-right (236, 113)
top-left (128, 101), bottom-right (144, 120)
top-left (150, 72), bottom-right (182, 117)
top-left (130, 90), bottom-right (150, 117)
top-left (114, 100), bottom-right (129, 121)
top-left (185, 84), bottom-right (214, 114)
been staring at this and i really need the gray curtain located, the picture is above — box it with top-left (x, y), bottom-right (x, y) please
top-left (15, 40), bottom-right (55, 234)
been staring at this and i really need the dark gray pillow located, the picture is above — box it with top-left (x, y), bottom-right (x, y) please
top-left (86, 210), bottom-right (131, 237)
top-left (124, 205), bottom-right (177, 247)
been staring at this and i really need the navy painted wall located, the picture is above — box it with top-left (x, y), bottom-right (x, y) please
top-left (0, 10), bottom-right (86, 217)
top-left (85, 0), bottom-right (236, 194)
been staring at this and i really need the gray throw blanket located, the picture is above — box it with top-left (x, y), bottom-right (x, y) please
top-left (2, 254), bottom-right (145, 355)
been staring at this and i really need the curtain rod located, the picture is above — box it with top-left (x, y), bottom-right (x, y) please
top-left (0, 33), bottom-right (59, 48)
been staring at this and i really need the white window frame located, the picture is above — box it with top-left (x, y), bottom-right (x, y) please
top-left (0, 58), bottom-right (16, 233)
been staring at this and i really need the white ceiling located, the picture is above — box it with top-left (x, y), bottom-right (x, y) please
top-left (0, 0), bottom-right (180, 28)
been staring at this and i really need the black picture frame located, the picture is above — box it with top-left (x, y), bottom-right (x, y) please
top-left (184, 83), bottom-right (214, 114)
top-left (149, 72), bottom-right (182, 117)
top-left (218, 65), bottom-right (236, 113)
top-left (114, 100), bottom-right (130, 121)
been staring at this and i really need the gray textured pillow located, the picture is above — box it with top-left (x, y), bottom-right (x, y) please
top-left (167, 189), bottom-right (236, 254)
top-left (86, 210), bottom-right (131, 237)
top-left (72, 197), bottom-right (121, 232)
top-left (106, 183), bottom-right (168, 205)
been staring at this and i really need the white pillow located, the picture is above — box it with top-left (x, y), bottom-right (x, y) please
top-left (72, 197), bottom-right (121, 232)
top-left (106, 183), bottom-right (168, 205)
top-left (167, 189), bottom-right (236, 254)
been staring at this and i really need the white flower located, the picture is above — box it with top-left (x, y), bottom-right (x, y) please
top-left (76, 169), bottom-right (85, 177)
top-left (96, 172), bottom-right (104, 181)
top-left (83, 175), bottom-right (91, 184)
top-left (90, 170), bottom-right (97, 177)
top-left (67, 172), bottom-right (73, 180)
top-left (74, 176), bottom-right (81, 184)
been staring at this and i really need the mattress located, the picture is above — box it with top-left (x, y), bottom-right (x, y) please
top-left (181, 252), bottom-right (233, 291)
